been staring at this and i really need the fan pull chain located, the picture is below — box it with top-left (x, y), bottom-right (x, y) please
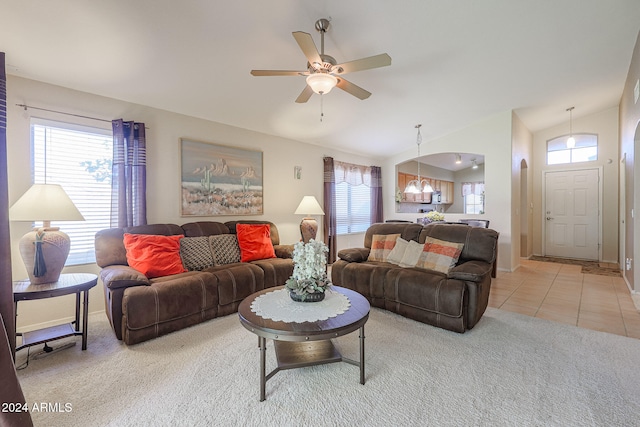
top-left (320, 95), bottom-right (324, 122)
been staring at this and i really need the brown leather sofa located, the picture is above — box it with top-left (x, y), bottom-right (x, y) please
top-left (331, 222), bottom-right (498, 333)
top-left (95, 220), bottom-right (293, 345)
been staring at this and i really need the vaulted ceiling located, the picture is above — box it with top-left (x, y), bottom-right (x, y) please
top-left (2, 1), bottom-right (639, 158)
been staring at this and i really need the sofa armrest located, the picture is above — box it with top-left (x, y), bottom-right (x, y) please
top-left (447, 260), bottom-right (493, 282)
top-left (337, 248), bottom-right (370, 263)
top-left (100, 265), bottom-right (150, 290)
top-left (274, 244), bottom-right (294, 259)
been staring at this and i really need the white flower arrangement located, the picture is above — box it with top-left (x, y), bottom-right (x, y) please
top-left (285, 239), bottom-right (331, 298)
top-left (425, 210), bottom-right (445, 222)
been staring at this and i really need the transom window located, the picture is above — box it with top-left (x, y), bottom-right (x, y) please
top-left (32, 118), bottom-right (113, 265)
top-left (547, 133), bottom-right (598, 165)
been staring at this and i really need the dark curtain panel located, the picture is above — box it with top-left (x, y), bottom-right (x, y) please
top-left (111, 119), bottom-right (147, 228)
top-left (0, 52), bottom-right (15, 357)
top-left (323, 157), bottom-right (337, 263)
top-left (370, 165), bottom-right (383, 223)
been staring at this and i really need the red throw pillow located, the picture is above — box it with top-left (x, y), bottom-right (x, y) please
top-left (236, 224), bottom-right (276, 262)
top-left (123, 233), bottom-right (187, 278)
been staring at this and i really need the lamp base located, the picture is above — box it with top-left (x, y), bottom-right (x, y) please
top-left (299, 217), bottom-right (318, 243)
top-left (18, 228), bottom-right (70, 285)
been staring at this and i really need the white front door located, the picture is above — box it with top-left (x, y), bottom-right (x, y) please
top-left (544, 169), bottom-right (599, 260)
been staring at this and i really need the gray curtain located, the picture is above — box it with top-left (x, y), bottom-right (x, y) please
top-left (370, 166), bottom-right (383, 223)
top-left (111, 119), bottom-right (147, 228)
top-left (323, 157), bottom-right (337, 263)
top-left (0, 52), bottom-right (15, 356)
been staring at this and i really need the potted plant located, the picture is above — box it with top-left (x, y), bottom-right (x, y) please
top-left (285, 239), bottom-right (331, 302)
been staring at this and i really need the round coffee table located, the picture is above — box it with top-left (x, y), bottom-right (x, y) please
top-left (238, 286), bottom-right (370, 401)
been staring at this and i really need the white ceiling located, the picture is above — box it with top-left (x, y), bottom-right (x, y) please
top-left (2, 1), bottom-right (639, 159)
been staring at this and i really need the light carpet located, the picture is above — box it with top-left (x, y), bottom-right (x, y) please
top-left (16, 308), bottom-right (640, 427)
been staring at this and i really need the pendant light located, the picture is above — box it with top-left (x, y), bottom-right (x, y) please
top-left (566, 106), bottom-right (576, 149)
top-left (404, 124), bottom-right (434, 194)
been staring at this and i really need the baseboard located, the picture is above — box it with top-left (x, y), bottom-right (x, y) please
top-left (16, 309), bottom-right (104, 334)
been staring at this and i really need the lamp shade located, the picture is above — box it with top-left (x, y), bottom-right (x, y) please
top-left (10, 184), bottom-right (84, 223)
top-left (306, 73), bottom-right (338, 95)
top-left (294, 196), bottom-right (325, 216)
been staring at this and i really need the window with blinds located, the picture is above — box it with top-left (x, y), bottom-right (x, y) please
top-left (32, 118), bottom-right (113, 265)
top-left (335, 181), bottom-right (371, 235)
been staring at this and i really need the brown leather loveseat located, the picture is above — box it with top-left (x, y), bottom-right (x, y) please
top-left (331, 222), bottom-right (498, 333)
top-left (95, 220), bottom-right (293, 345)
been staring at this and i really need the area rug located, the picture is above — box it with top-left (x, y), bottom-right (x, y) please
top-left (530, 255), bottom-right (622, 277)
top-left (16, 308), bottom-right (640, 426)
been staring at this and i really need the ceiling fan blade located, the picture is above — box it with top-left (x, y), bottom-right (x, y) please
top-left (336, 77), bottom-right (371, 100)
top-left (292, 31), bottom-right (322, 67)
top-left (295, 85), bottom-right (314, 103)
top-left (250, 70), bottom-right (307, 77)
top-left (334, 53), bottom-right (392, 74)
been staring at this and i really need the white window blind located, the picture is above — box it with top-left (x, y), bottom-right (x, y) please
top-left (32, 118), bottom-right (113, 265)
top-left (336, 181), bottom-right (371, 234)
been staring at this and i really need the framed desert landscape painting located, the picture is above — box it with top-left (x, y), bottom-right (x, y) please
top-left (180, 138), bottom-right (263, 216)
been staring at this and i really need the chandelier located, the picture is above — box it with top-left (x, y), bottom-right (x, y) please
top-left (403, 124), bottom-right (434, 194)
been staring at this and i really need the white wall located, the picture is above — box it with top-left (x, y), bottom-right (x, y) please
top-left (531, 106), bottom-right (619, 263)
top-left (382, 111), bottom-right (515, 272)
top-left (511, 112), bottom-right (533, 268)
top-left (7, 76), bottom-right (378, 330)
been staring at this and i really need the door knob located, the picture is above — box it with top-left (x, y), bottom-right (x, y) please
top-left (546, 217), bottom-right (554, 220)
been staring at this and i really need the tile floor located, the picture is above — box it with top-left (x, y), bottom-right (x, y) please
top-left (490, 258), bottom-right (640, 339)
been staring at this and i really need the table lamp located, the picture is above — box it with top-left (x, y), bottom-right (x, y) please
top-left (294, 196), bottom-right (325, 243)
top-left (10, 184), bottom-right (85, 285)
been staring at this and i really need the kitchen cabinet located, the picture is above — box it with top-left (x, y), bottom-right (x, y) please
top-left (397, 172), bottom-right (454, 204)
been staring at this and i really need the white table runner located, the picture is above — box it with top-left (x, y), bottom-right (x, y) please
top-left (251, 288), bottom-right (351, 323)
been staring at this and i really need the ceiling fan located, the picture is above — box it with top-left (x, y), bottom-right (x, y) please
top-left (251, 18), bottom-right (391, 103)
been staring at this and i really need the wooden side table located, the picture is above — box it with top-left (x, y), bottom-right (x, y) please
top-left (13, 273), bottom-right (98, 353)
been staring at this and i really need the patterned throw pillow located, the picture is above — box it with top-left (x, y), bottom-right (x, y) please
top-left (209, 234), bottom-right (242, 265)
top-left (415, 236), bottom-right (464, 273)
top-left (386, 237), bottom-right (409, 265)
top-left (367, 234), bottom-right (400, 262)
top-left (180, 236), bottom-right (215, 271)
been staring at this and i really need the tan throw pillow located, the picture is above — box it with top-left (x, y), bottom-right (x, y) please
top-left (386, 237), bottom-right (409, 265)
top-left (416, 236), bottom-right (464, 273)
top-left (399, 240), bottom-right (424, 268)
top-left (367, 234), bottom-right (400, 262)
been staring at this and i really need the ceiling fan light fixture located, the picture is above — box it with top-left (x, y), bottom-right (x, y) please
top-left (306, 73), bottom-right (338, 94)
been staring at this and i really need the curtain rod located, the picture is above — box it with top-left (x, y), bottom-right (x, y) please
top-left (15, 104), bottom-right (149, 128)
top-left (16, 103), bottom-right (112, 123)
